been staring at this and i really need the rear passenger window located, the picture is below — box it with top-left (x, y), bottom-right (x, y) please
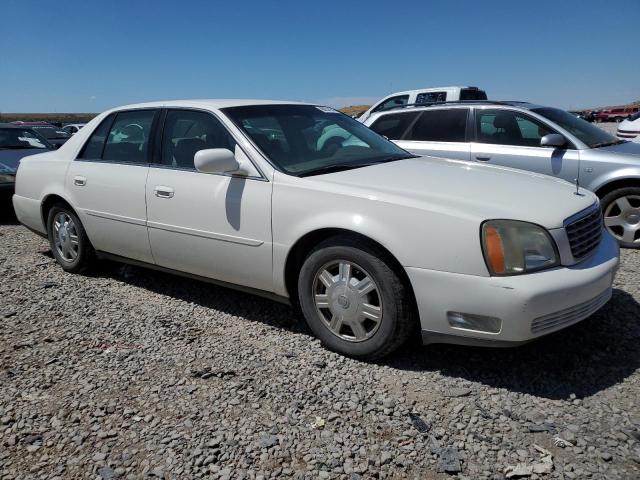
top-left (405, 109), bottom-right (468, 142)
top-left (160, 110), bottom-right (236, 170)
top-left (416, 91), bottom-right (447, 104)
top-left (369, 112), bottom-right (419, 140)
top-left (372, 95), bottom-right (409, 113)
top-left (78, 115), bottom-right (115, 159)
top-left (102, 110), bottom-right (156, 164)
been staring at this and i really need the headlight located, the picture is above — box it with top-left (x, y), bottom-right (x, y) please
top-left (481, 220), bottom-right (559, 276)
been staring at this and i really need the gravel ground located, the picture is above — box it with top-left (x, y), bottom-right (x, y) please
top-left (1, 200), bottom-right (639, 480)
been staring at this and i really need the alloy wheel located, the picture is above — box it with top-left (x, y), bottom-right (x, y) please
top-left (604, 195), bottom-right (640, 245)
top-left (312, 260), bottom-right (383, 342)
top-left (53, 212), bottom-right (80, 262)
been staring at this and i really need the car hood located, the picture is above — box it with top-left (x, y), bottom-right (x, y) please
top-left (0, 148), bottom-right (48, 173)
top-left (309, 156), bottom-right (596, 229)
top-left (594, 141), bottom-right (640, 157)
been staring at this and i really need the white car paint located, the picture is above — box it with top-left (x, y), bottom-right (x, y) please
top-left (617, 114), bottom-right (640, 143)
top-left (13, 99), bottom-right (619, 349)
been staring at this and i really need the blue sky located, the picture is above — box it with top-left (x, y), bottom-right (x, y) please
top-left (1, 0), bottom-right (638, 112)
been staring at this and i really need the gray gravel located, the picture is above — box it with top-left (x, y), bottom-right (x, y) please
top-left (1, 204), bottom-right (639, 480)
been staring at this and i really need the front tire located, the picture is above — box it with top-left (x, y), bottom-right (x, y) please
top-left (601, 187), bottom-right (640, 249)
top-left (47, 204), bottom-right (96, 272)
top-left (297, 236), bottom-right (414, 359)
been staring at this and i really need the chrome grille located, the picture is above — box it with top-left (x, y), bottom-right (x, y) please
top-left (531, 289), bottom-right (611, 335)
top-left (565, 206), bottom-right (603, 260)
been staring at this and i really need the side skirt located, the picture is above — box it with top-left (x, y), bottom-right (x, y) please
top-left (95, 251), bottom-right (291, 306)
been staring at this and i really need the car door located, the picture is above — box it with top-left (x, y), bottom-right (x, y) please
top-left (470, 108), bottom-right (580, 183)
top-left (145, 108), bottom-right (273, 291)
top-left (392, 108), bottom-right (471, 161)
top-left (66, 109), bottom-right (158, 263)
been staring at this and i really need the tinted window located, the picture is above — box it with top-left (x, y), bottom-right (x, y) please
top-left (31, 126), bottom-right (70, 140)
top-left (416, 91), bottom-right (446, 104)
top-left (372, 95), bottom-right (409, 113)
top-left (0, 128), bottom-right (51, 150)
top-left (79, 115), bottom-right (115, 159)
top-left (161, 110), bottom-right (236, 170)
top-left (405, 109), bottom-right (468, 142)
top-left (102, 110), bottom-right (156, 163)
top-left (222, 105), bottom-right (411, 176)
top-left (369, 112), bottom-right (420, 140)
top-left (532, 107), bottom-right (620, 148)
top-left (476, 109), bottom-right (556, 147)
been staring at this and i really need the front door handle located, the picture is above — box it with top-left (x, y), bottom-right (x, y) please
top-left (73, 176), bottom-right (87, 186)
top-left (475, 155), bottom-right (491, 162)
top-left (154, 186), bottom-right (174, 198)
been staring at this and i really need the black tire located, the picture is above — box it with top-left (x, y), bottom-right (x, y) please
top-left (600, 187), bottom-right (640, 249)
top-left (46, 203), bottom-right (96, 273)
top-left (297, 236), bottom-right (415, 360)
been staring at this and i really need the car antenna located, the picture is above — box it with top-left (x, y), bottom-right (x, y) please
top-left (574, 177), bottom-right (584, 196)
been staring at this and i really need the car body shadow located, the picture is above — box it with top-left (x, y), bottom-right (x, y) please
top-left (381, 288), bottom-right (640, 400)
top-left (48, 251), bottom-right (639, 401)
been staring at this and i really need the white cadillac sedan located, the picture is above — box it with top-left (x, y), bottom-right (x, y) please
top-left (13, 100), bottom-right (619, 359)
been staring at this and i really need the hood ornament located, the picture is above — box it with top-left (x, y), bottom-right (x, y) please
top-left (574, 177), bottom-right (584, 196)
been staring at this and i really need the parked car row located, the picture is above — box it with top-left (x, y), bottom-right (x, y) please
top-left (594, 106), bottom-right (640, 123)
top-left (12, 99), bottom-right (621, 360)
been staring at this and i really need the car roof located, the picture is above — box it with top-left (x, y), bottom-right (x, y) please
top-left (110, 99), bottom-right (309, 112)
top-left (369, 100), bottom-right (545, 119)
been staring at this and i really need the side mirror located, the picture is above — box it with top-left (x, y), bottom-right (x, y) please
top-left (194, 148), bottom-right (248, 175)
top-left (540, 133), bottom-right (567, 148)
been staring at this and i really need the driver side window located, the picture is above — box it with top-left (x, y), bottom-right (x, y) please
top-left (476, 109), bottom-right (556, 148)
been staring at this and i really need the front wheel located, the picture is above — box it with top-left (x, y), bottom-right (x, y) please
top-left (601, 187), bottom-right (640, 248)
top-left (297, 236), bottom-right (414, 359)
top-left (47, 204), bottom-right (96, 272)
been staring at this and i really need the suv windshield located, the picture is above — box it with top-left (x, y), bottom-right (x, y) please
top-left (532, 107), bottom-right (622, 148)
top-left (222, 105), bottom-right (413, 176)
top-left (0, 128), bottom-right (52, 149)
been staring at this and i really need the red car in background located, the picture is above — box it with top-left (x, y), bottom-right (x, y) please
top-left (594, 106), bottom-right (640, 123)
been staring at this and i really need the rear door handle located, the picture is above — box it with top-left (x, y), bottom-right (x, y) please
top-left (73, 176), bottom-right (86, 186)
top-left (475, 155), bottom-right (491, 162)
top-left (154, 186), bottom-right (174, 198)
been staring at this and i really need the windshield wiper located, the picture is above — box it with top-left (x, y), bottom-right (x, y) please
top-left (298, 155), bottom-right (414, 177)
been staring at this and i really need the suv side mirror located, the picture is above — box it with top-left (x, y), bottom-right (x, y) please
top-left (540, 133), bottom-right (567, 148)
top-left (194, 148), bottom-right (249, 176)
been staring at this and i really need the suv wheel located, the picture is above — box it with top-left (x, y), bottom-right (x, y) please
top-left (601, 187), bottom-right (640, 248)
top-left (297, 236), bottom-right (414, 359)
top-left (47, 204), bottom-right (96, 272)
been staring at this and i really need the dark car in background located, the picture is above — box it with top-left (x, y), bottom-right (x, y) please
top-left (0, 124), bottom-right (54, 195)
top-left (11, 121), bottom-right (71, 147)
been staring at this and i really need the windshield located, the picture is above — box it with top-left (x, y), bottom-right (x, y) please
top-left (222, 104), bottom-right (412, 176)
top-left (0, 128), bottom-right (52, 149)
top-left (31, 126), bottom-right (70, 140)
top-left (532, 107), bottom-right (622, 148)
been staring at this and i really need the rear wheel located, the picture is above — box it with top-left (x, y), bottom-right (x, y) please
top-left (47, 204), bottom-right (96, 272)
top-left (601, 187), bottom-right (640, 248)
top-left (297, 236), bottom-right (414, 359)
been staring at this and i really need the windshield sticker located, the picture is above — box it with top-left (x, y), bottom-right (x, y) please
top-left (316, 106), bottom-right (339, 113)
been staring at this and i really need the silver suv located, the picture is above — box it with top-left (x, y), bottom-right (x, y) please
top-left (365, 101), bottom-right (640, 248)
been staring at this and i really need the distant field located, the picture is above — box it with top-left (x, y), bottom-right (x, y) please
top-left (338, 105), bottom-right (370, 117)
top-left (0, 113), bottom-right (97, 124)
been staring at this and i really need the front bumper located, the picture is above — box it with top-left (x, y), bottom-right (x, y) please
top-left (407, 231), bottom-right (619, 346)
